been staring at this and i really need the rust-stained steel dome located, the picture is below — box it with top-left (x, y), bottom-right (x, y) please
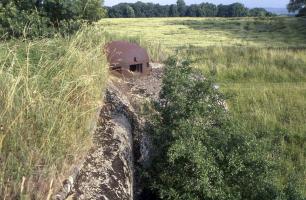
top-left (105, 41), bottom-right (151, 75)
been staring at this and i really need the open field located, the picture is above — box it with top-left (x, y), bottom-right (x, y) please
top-left (100, 17), bottom-right (306, 194)
top-left (99, 17), bottom-right (306, 48)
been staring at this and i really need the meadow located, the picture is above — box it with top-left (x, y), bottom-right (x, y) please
top-left (99, 17), bottom-right (306, 48)
top-left (99, 17), bottom-right (306, 194)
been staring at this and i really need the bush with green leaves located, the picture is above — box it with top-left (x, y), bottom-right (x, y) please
top-left (146, 58), bottom-right (304, 200)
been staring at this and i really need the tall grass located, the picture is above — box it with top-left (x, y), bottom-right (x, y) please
top-left (184, 46), bottom-right (306, 83)
top-left (0, 25), bottom-right (108, 198)
top-left (224, 82), bottom-right (306, 194)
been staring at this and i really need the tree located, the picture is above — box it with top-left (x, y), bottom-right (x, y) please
top-left (144, 3), bottom-right (156, 17)
top-left (107, 3), bottom-right (128, 17)
top-left (125, 5), bottom-right (135, 18)
top-left (217, 4), bottom-right (230, 17)
top-left (169, 4), bottom-right (179, 17)
top-left (186, 4), bottom-right (198, 17)
top-left (198, 3), bottom-right (218, 17)
top-left (78, 0), bottom-right (107, 21)
top-left (44, 0), bottom-right (105, 23)
top-left (217, 3), bottom-right (248, 17)
top-left (297, 7), bottom-right (306, 16)
top-left (154, 4), bottom-right (170, 17)
top-left (288, 0), bottom-right (306, 16)
top-left (229, 3), bottom-right (248, 17)
top-left (249, 8), bottom-right (273, 17)
top-left (176, 0), bottom-right (186, 16)
top-left (131, 1), bottom-right (147, 17)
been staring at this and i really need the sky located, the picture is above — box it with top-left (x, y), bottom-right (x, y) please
top-left (104, 0), bottom-right (288, 8)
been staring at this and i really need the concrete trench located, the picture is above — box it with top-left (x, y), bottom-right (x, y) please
top-left (53, 84), bottom-right (154, 200)
top-left (54, 66), bottom-right (163, 200)
top-left (73, 85), bottom-right (137, 200)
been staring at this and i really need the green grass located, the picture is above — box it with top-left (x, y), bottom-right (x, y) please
top-left (0, 26), bottom-right (108, 198)
top-left (99, 17), bottom-right (306, 195)
top-left (99, 17), bottom-right (306, 49)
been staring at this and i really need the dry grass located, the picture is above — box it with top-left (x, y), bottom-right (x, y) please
top-left (0, 25), bottom-right (108, 198)
top-left (99, 17), bottom-right (306, 49)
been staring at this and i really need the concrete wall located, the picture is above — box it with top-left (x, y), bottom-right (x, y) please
top-left (112, 61), bottom-right (152, 77)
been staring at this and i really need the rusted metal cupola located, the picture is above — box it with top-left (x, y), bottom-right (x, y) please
top-left (105, 41), bottom-right (151, 76)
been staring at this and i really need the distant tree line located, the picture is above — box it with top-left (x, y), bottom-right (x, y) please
top-left (107, 0), bottom-right (275, 18)
top-left (0, 0), bottom-right (106, 38)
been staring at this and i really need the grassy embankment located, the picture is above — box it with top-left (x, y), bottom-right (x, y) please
top-left (99, 17), bottom-right (306, 194)
top-left (0, 26), bottom-right (108, 198)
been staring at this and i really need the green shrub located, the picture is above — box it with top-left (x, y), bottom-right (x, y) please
top-left (147, 57), bottom-right (303, 200)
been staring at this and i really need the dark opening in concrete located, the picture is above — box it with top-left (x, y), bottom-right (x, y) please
top-left (130, 64), bottom-right (143, 72)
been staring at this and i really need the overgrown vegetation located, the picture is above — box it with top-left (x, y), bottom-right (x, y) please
top-left (1, 0), bottom-right (305, 198)
top-left (0, 26), bottom-right (108, 198)
top-left (0, 0), bottom-right (106, 38)
top-left (100, 17), bottom-right (306, 197)
top-left (146, 58), bottom-right (304, 200)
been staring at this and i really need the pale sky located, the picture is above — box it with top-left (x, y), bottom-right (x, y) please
top-left (104, 0), bottom-right (288, 8)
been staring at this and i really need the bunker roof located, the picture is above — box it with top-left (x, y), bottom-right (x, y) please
top-left (105, 41), bottom-right (149, 66)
